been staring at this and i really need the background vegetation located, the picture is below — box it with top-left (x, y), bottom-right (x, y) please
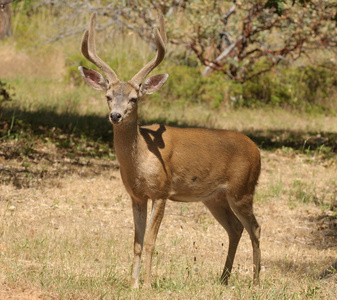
top-left (0, 0), bottom-right (336, 147)
top-left (0, 0), bottom-right (336, 299)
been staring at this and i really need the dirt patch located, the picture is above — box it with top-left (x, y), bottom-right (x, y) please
top-left (0, 284), bottom-right (45, 300)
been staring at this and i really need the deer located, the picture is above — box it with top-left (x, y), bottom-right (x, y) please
top-left (78, 13), bottom-right (261, 288)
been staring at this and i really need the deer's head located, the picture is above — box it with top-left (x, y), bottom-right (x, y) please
top-left (79, 13), bottom-right (168, 125)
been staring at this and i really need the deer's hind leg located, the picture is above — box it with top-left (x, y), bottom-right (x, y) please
top-left (227, 193), bottom-right (261, 284)
top-left (203, 197), bottom-right (244, 285)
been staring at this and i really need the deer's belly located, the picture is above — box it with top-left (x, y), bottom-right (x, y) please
top-left (167, 183), bottom-right (228, 203)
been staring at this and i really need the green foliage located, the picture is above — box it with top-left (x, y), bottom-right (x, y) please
top-left (140, 56), bottom-right (336, 111)
top-left (199, 74), bottom-right (226, 108)
top-left (146, 63), bottom-right (227, 109)
top-left (162, 65), bottom-right (202, 104)
top-left (230, 65), bottom-right (337, 110)
top-left (299, 66), bottom-right (337, 106)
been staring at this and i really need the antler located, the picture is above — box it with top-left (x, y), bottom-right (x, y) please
top-left (129, 15), bottom-right (167, 87)
top-left (81, 13), bottom-right (119, 85)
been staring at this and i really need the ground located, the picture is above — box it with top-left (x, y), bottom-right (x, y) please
top-left (0, 136), bottom-right (336, 299)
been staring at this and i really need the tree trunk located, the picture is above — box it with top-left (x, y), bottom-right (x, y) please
top-left (0, 1), bottom-right (13, 39)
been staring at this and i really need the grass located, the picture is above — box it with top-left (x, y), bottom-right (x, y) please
top-left (0, 146), bottom-right (336, 299)
top-left (0, 6), bottom-right (337, 299)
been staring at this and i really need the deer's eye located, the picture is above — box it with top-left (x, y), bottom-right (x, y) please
top-left (106, 95), bottom-right (111, 101)
top-left (129, 97), bottom-right (137, 104)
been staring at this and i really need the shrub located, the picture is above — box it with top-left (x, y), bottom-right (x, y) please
top-left (229, 65), bottom-right (337, 111)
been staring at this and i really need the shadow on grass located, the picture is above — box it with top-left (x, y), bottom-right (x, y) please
top-left (268, 257), bottom-right (337, 282)
top-left (1, 108), bottom-right (113, 142)
top-left (1, 108), bottom-right (336, 154)
top-left (243, 129), bottom-right (337, 153)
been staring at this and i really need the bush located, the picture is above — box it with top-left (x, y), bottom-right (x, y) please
top-left (229, 65), bottom-right (337, 111)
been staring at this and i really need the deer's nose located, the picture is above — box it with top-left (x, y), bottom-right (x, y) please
top-left (110, 112), bottom-right (122, 123)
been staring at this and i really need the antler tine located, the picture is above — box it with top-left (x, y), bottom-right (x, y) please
top-left (81, 13), bottom-right (119, 84)
top-left (159, 15), bottom-right (167, 45)
top-left (129, 15), bottom-right (167, 87)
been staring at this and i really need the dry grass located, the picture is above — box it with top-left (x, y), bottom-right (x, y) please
top-left (0, 138), bottom-right (336, 299)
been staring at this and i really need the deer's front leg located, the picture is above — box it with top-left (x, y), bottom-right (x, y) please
top-left (131, 199), bottom-right (147, 289)
top-left (144, 198), bottom-right (167, 288)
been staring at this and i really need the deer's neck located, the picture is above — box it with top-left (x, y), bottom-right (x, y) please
top-left (113, 118), bottom-right (144, 168)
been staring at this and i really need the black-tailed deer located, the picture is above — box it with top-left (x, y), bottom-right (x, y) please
top-left (79, 13), bottom-right (261, 288)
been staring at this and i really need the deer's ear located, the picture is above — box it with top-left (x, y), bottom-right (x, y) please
top-left (78, 66), bottom-right (108, 90)
top-left (140, 74), bottom-right (168, 95)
